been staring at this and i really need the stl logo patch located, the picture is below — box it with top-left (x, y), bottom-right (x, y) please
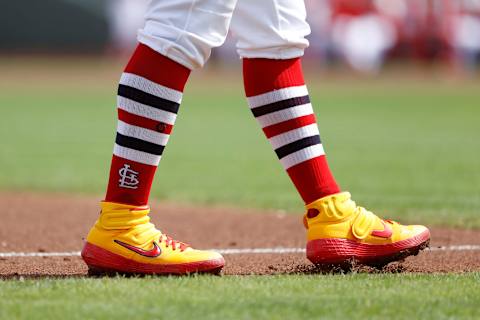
top-left (118, 164), bottom-right (139, 189)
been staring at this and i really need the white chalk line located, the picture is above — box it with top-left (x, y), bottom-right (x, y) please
top-left (0, 245), bottom-right (479, 258)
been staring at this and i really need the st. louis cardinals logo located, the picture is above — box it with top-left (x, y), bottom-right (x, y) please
top-left (118, 164), bottom-right (139, 189)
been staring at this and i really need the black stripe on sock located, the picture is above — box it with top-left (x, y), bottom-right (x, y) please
top-left (251, 95), bottom-right (310, 118)
top-left (118, 84), bottom-right (180, 114)
top-left (274, 135), bottom-right (321, 159)
top-left (115, 132), bottom-right (165, 156)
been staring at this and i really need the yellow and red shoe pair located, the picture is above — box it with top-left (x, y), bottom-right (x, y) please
top-left (82, 192), bottom-right (430, 275)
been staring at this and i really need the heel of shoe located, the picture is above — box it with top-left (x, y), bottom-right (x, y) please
top-left (81, 242), bottom-right (123, 273)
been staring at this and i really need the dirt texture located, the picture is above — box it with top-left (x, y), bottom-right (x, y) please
top-left (1, 192), bottom-right (479, 277)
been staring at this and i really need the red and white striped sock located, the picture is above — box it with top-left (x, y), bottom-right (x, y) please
top-left (105, 44), bottom-right (190, 206)
top-left (243, 58), bottom-right (340, 204)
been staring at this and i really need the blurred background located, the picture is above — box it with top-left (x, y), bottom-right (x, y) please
top-left (1, 0), bottom-right (480, 73)
top-left (0, 0), bottom-right (479, 226)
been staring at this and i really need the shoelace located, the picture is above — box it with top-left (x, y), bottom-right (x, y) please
top-left (159, 234), bottom-right (189, 251)
top-left (130, 218), bottom-right (190, 252)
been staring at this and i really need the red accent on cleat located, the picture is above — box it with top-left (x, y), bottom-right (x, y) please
top-left (371, 220), bottom-right (393, 239)
top-left (307, 209), bottom-right (320, 219)
top-left (113, 240), bottom-right (162, 258)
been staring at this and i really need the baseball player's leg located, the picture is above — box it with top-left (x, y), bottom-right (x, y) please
top-left (232, 0), bottom-right (337, 205)
top-left (82, 0), bottom-right (238, 275)
top-left (233, 0), bottom-right (430, 267)
top-left (105, 0), bottom-right (237, 206)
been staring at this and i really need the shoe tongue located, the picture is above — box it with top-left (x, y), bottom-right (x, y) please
top-left (99, 203), bottom-right (151, 230)
top-left (305, 192), bottom-right (351, 209)
top-left (331, 191), bottom-right (351, 202)
top-left (101, 201), bottom-right (150, 212)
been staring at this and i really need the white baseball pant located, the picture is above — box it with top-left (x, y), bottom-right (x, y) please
top-left (138, 0), bottom-right (311, 69)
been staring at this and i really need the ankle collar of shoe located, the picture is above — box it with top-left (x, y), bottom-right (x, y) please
top-left (304, 192), bottom-right (355, 223)
top-left (98, 201), bottom-right (151, 230)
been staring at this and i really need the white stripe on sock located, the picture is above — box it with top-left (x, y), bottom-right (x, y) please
top-left (116, 120), bottom-right (170, 146)
top-left (117, 96), bottom-right (177, 125)
top-left (113, 144), bottom-right (161, 166)
top-left (247, 85), bottom-right (309, 109)
top-left (256, 104), bottom-right (314, 128)
top-left (280, 144), bottom-right (325, 170)
top-left (120, 73), bottom-right (183, 104)
top-left (269, 123), bottom-right (320, 149)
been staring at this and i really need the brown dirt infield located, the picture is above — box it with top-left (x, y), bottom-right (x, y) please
top-left (1, 192), bottom-right (479, 277)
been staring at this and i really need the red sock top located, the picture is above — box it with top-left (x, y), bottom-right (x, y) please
top-left (125, 44), bottom-right (191, 92)
top-left (242, 58), bottom-right (305, 97)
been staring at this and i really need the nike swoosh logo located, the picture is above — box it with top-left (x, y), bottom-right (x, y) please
top-left (371, 220), bottom-right (393, 239)
top-left (114, 240), bottom-right (161, 258)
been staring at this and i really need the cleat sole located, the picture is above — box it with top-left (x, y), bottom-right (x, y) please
top-left (307, 229), bottom-right (430, 269)
top-left (82, 242), bottom-right (225, 276)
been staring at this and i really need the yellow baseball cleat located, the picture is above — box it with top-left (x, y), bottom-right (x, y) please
top-left (81, 202), bottom-right (225, 275)
top-left (303, 192), bottom-right (430, 267)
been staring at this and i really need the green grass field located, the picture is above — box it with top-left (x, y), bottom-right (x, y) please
top-left (1, 274), bottom-right (480, 320)
top-left (1, 59), bottom-right (480, 319)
